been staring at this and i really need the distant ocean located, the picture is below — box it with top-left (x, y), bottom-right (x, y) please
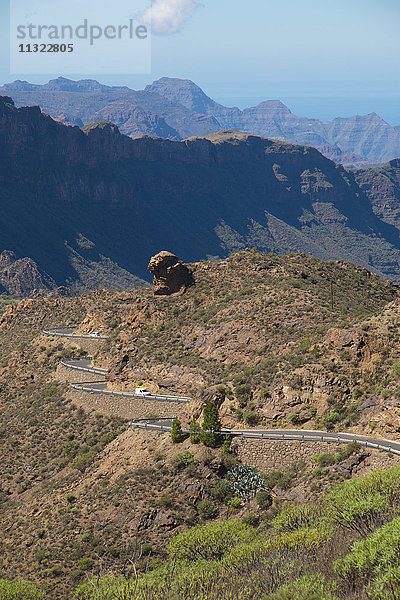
top-left (214, 94), bottom-right (400, 126)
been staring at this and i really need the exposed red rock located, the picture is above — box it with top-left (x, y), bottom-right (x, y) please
top-left (148, 251), bottom-right (193, 296)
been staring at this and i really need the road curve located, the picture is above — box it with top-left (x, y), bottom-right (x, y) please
top-left (60, 358), bottom-right (108, 376)
top-left (47, 331), bottom-right (400, 456)
top-left (44, 328), bottom-right (108, 340)
top-left (130, 419), bottom-right (400, 456)
top-left (61, 358), bottom-right (191, 403)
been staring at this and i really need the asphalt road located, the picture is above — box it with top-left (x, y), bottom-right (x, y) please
top-left (47, 332), bottom-right (400, 456)
top-left (62, 358), bottom-right (190, 403)
top-left (44, 328), bottom-right (108, 340)
top-left (130, 421), bottom-right (400, 456)
top-left (60, 358), bottom-right (107, 376)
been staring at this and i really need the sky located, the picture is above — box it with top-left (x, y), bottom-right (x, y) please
top-left (1, 0), bottom-right (400, 123)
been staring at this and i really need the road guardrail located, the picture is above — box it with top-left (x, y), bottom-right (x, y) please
top-left (129, 421), bottom-right (400, 456)
top-left (71, 382), bottom-right (190, 403)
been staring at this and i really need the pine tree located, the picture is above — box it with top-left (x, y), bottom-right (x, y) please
top-left (171, 418), bottom-right (183, 443)
top-left (189, 418), bottom-right (201, 444)
top-left (201, 401), bottom-right (222, 447)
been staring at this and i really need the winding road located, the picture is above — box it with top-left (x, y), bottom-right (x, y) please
top-left (130, 418), bottom-right (400, 456)
top-left (60, 357), bottom-right (191, 403)
top-left (46, 328), bottom-right (400, 457)
top-left (44, 328), bottom-right (108, 340)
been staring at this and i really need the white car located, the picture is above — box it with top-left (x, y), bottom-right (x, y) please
top-left (91, 332), bottom-right (101, 337)
top-left (135, 387), bottom-right (152, 396)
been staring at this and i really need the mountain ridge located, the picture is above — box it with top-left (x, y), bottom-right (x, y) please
top-left (3, 95), bottom-right (400, 293)
top-left (1, 76), bottom-right (399, 165)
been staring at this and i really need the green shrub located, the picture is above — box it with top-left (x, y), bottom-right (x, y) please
top-left (336, 516), bottom-right (400, 599)
top-left (263, 470), bottom-right (293, 491)
top-left (288, 412), bottom-right (300, 425)
top-left (171, 451), bottom-right (196, 470)
top-left (221, 435), bottom-right (232, 454)
top-left (243, 411), bottom-right (258, 426)
top-left (208, 479), bottom-right (234, 503)
top-left (171, 418), bottom-right (183, 443)
top-left (157, 494), bottom-right (174, 508)
top-left (335, 442), bottom-right (361, 462)
top-left (393, 363), bottom-right (400, 379)
top-left (242, 513), bottom-right (260, 527)
top-left (272, 503), bottom-right (321, 532)
top-left (0, 579), bottom-right (44, 599)
top-left (234, 383), bottom-right (252, 408)
top-left (326, 465), bottom-right (400, 536)
top-left (256, 489), bottom-right (272, 510)
top-left (229, 496), bottom-right (242, 510)
top-left (313, 453), bottom-right (336, 468)
top-left (322, 411), bottom-right (341, 430)
top-left (77, 557), bottom-right (94, 571)
top-left (166, 519), bottom-right (254, 561)
top-left (196, 499), bottom-right (219, 520)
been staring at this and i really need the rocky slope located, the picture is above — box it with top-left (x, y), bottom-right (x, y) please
top-left (1, 250), bottom-right (400, 597)
top-left (0, 250), bottom-right (56, 296)
top-left (86, 250), bottom-right (400, 442)
top-left (3, 76), bottom-right (399, 165)
top-left (4, 95), bottom-right (400, 290)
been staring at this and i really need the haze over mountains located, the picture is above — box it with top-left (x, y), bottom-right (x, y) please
top-left (1, 77), bottom-right (400, 167)
top-left (2, 94), bottom-right (400, 294)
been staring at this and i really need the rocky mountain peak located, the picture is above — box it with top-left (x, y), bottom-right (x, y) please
top-left (252, 99), bottom-right (292, 114)
top-left (0, 80), bottom-right (39, 91)
top-left (82, 120), bottom-right (121, 135)
top-left (42, 77), bottom-right (112, 93)
top-left (145, 77), bottom-right (221, 114)
top-left (0, 250), bottom-right (17, 268)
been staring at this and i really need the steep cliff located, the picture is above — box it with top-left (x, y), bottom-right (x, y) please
top-left (2, 77), bottom-right (400, 165)
top-left (3, 96), bottom-right (400, 288)
top-left (0, 250), bottom-right (56, 296)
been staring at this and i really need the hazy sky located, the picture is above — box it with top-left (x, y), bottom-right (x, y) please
top-left (1, 0), bottom-right (400, 123)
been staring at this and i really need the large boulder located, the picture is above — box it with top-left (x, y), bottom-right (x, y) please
top-left (147, 251), bottom-right (192, 296)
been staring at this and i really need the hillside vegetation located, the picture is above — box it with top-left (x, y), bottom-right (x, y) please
top-left (94, 250), bottom-right (400, 439)
top-left (1, 250), bottom-right (400, 598)
top-left (74, 463), bottom-right (400, 599)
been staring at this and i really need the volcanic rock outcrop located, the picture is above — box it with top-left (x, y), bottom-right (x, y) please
top-left (148, 251), bottom-right (192, 296)
top-left (0, 250), bottom-right (56, 296)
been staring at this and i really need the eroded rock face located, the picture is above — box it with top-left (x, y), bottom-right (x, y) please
top-left (148, 251), bottom-right (192, 296)
top-left (0, 250), bottom-right (56, 297)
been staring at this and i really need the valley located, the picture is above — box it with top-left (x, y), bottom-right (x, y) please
top-left (3, 95), bottom-right (400, 296)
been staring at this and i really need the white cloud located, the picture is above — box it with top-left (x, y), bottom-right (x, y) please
top-left (141, 0), bottom-right (200, 35)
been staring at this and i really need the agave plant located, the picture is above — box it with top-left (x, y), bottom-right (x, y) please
top-left (227, 464), bottom-right (267, 499)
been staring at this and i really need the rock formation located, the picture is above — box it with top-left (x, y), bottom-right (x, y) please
top-left (4, 95), bottom-right (400, 286)
top-left (3, 76), bottom-right (400, 164)
top-left (0, 250), bottom-right (56, 297)
top-left (148, 251), bottom-right (192, 296)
